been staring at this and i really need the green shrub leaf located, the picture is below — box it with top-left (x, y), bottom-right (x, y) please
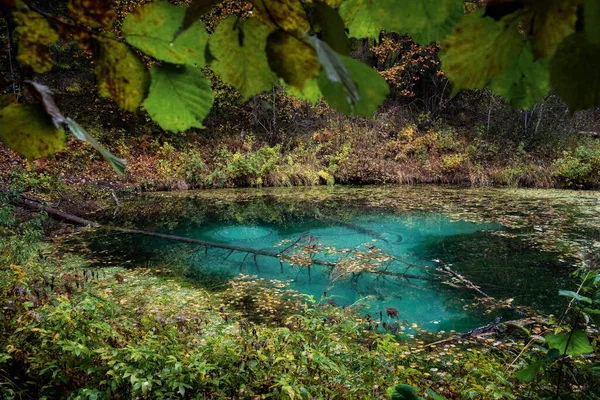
top-left (123, 1), bottom-right (209, 66)
top-left (546, 329), bottom-right (594, 356)
top-left (143, 64), bottom-right (214, 134)
top-left (558, 290), bottom-right (593, 304)
top-left (515, 360), bottom-right (544, 382)
top-left (339, 0), bottom-right (382, 40)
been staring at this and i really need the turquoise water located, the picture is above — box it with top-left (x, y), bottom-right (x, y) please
top-left (73, 185), bottom-right (592, 333)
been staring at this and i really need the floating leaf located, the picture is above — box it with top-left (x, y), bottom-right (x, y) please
top-left (183, 0), bottom-right (222, 30)
top-left (546, 329), bottom-right (594, 356)
top-left (440, 10), bottom-right (524, 94)
top-left (24, 81), bottom-right (65, 128)
top-left (252, 0), bottom-right (311, 35)
top-left (558, 290), bottom-right (593, 304)
top-left (368, 0), bottom-right (464, 45)
top-left (209, 16), bottom-right (277, 100)
top-left (66, 118), bottom-right (126, 176)
top-left (515, 360), bottom-right (544, 382)
top-left (312, 0), bottom-right (350, 55)
top-left (0, 104), bottom-right (65, 160)
top-left (14, 8), bottom-right (59, 73)
top-left (266, 30), bottom-right (320, 88)
top-left (143, 64), bottom-right (214, 133)
top-left (93, 37), bottom-right (149, 112)
top-left (551, 33), bottom-right (600, 112)
top-left (339, 0), bottom-right (382, 40)
top-left (523, 0), bottom-right (578, 58)
top-left (490, 45), bottom-right (550, 109)
top-left (68, 0), bottom-right (117, 28)
top-left (318, 53), bottom-right (389, 117)
top-left (123, 1), bottom-right (209, 66)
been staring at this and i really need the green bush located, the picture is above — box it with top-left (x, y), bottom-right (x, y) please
top-left (553, 143), bottom-right (600, 188)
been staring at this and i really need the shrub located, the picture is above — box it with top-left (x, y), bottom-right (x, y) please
top-left (553, 143), bottom-right (600, 188)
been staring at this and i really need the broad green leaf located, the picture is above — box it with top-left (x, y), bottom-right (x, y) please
top-left (94, 37), bottom-right (149, 112)
top-left (585, 0), bottom-right (600, 43)
top-left (267, 30), bottom-right (321, 89)
top-left (68, 0), bottom-right (117, 29)
top-left (551, 33), bottom-right (600, 112)
top-left (209, 16), bottom-right (277, 100)
top-left (0, 104), bottom-right (65, 160)
top-left (143, 64), bottom-right (214, 134)
top-left (66, 118), bottom-right (126, 176)
top-left (523, 0), bottom-right (579, 58)
top-left (312, 1), bottom-right (350, 55)
top-left (515, 360), bottom-right (544, 382)
top-left (14, 8), bottom-right (59, 73)
top-left (490, 45), bottom-right (550, 109)
top-left (183, 0), bottom-right (222, 30)
top-left (546, 329), bottom-right (594, 356)
top-left (426, 389), bottom-right (446, 400)
top-left (309, 37), bottom-right (359, 105)
top-left (318, 54), bottom-right (389, 117)
top-left (123, 1), bottom-right (209, 66)
top-left (283, 79), bottom-right (322, 104)
top-left (558, 290), bottom-right (593, 304)
top-left (339, 0), bottom-right (382, 40)
top-left (252, 0), bottom-right (311, 35)
top-left (368, 0), bottom-right (464, 45)
top-left (440, 10), bottom-right (524, 94)
top-left (390, 384), bottom-right (421, 400)
top-left (583, 308), bottom-right (600, 316)
top-left (24, 81), bottom-right (65, 128)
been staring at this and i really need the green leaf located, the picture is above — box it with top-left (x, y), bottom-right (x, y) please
top-left (490, 45), bottom-right (550, 109)
top-left (585, 0), bottom-right (600, 43)
top-left (252, 0), bottom-right (311, 36)
top-left (93, 37), bottom-right (149, 112)
top-left (426, 389), bottom-right (446, 400)
top-left (66, 118), bottom-right (126, 176)
top-left (558, 290), bottom-right (593, 304)
top-left (390, 384), bottom-right (421, 400)
top-left (309, 37), bottom-right (360, 105)
top-left (515, 360), bottom-right (544, 382)
top-left (283, 79), bottom-right (322, 104)
top-left (209, 16), bottom-right (277, 100)
top-left (317, 52), bottom-right (389, 117)
top-left (524, 0), bottom-right (578, 59)
top-left (546, 329), bottom-right (594, 356)
top-left (68, 0), bottom-right (117, 29)
top-left (123, 1), bottom-right (209, 66)
top-left (368, 0), bottom-right (464, 45)
top-left (143, 64), bottom-right (214, 134)
top-left (0, 104), bottom-right (65, 160)
top-left (551, 33), bottom-right (600, 112)
top-left (14, 8), bottom-right (59, 73)
top-left (183, 0), bottom-right (222, 30)
top-left (267, 30), bottom-right (321, 89)
top-left (339, 0), bottom-right (382, 40)
top-left (583, 307), bottom-right (600, 316)
top-left (440, 10), bottom-right (524, 95)
top-left (312, 0), bottom-right (350, 55)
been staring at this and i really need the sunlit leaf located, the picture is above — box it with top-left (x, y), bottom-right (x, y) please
top-left (490, 45), bottom-right (550, 109)
top-left (209, 16), bottom-right (277, 100)
top-left (68, 0), bottom-right (117, 29)
top-left (252, 0), bottom-right (311, 35)
top-left (0, 104), bottom-right (65, 160)
top-left (24, 81), bottom-right (65, 128)
top-left (440, 10), bottom-right (524, 94)
top-left (66, 118), bottom-right (126, 176)
top-left (143, 64), bottom-right (214, 133)
top-left (312, 0), bottom-right (350, 55)
top-left (339, 0), bottom-right (382, 40)
top-left (93, 37), bottom-right (149, 112)
top-left (267, 30), bottom-right (320, 88)
top-left (183, 0), bottom-right (222, 30)
top-left (551, 33), bottom-right (600, 112)
top-left (515, 360), bottom-right (544, 382)
top-left (283, 79), bottom-right (322, 104)
top-left (123, 1), bottom-right (209, 66)
top-left (318, 53), bottom-right (389, 117)
top-left (14, 8), bottom-right (59, 73)
top-left (546, 329), bottom-right (594, 356)
top-left (368, 0), bottom-right (464, 45)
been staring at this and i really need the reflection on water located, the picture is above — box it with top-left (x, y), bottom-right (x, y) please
top-left (69, 186), bottom-right (591, 332)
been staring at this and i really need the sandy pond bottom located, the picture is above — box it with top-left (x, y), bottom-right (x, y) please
top-left (78, 186), bottom-right (600, 333)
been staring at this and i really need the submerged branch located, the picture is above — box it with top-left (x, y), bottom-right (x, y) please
top-left (11, 193), bottom-right (440, 282)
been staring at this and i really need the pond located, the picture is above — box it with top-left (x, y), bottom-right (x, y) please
top-left (66, 186), bottom-right (600, 333)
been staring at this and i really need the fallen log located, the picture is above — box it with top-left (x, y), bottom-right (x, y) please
top-left (11, 193), bottom-right (441, 282)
